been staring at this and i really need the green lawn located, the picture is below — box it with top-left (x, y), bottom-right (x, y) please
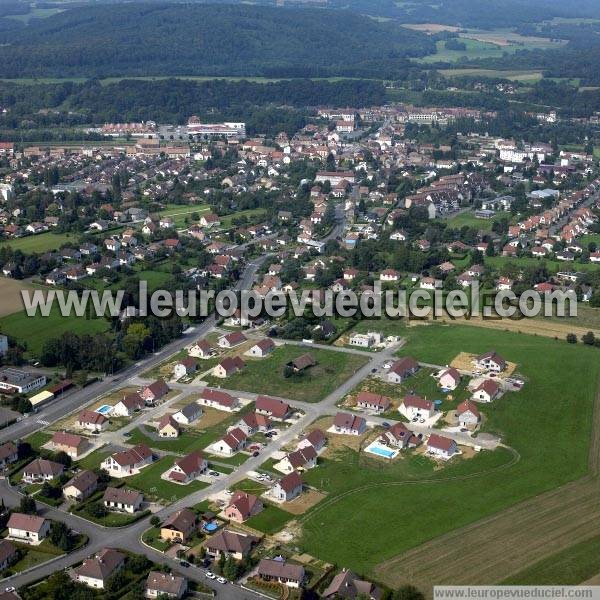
top-left (503, 534), bottom-right (600, 584)
top-left (0, 232), bottom-right (73, 253)
top-left (205, 345), bottom-right (368, 402)
top-left (443, 210), bottom-right (508, 231)
top-left (245, 503), bottom-right (294, 534)
top-left (0, 305), bottom-right (109, 357)
top-left (127, 456), bottom-right (209, 503)
top-left (299, 323), bottom-right (600, 577)
top-left (76, 448), bottom-right (112, 470)
top-left (158, 203), bottom-right (210, 227)
top-left (484, 255), bottom-right (600, 274)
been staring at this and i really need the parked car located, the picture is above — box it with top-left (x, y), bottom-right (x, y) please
top-left (205, 571), bottom-right (216, 579)
top-left (217, 577), bottom-right (227, 585)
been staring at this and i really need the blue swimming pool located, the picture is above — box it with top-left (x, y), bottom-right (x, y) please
top-left (96, 404), bottom-right (112, 415)
top-left (366, 444), bottom-right (397, 459)
top-left (203, 522), bottom-right (218, 532)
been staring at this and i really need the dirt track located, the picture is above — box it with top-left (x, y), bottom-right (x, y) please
top-left (0, 278), bottom-right (36, 317)
top-left (373, 381), bottom-right (600, 591)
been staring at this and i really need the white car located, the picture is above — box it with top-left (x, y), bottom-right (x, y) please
top-left (217, 577), bottom-right (227, 584)
top-left (5, 588), bottom-right (15, 593)
top-left (205, 571), bottom-right (216, 580)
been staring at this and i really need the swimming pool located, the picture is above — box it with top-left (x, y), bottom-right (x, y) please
top-left (365, 442), bottom-right (398, 460)
top-left (96, 404), bottom-right (112, 415)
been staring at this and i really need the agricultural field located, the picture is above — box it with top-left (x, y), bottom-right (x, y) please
top-left (295, 323), bottom-right (600, 585)
top-left (0, 278), bottom-right (37, 318)
top-left (205, 345), bottom-right (368, 402)
top-left (443, 210), bottom-right (509, 230)
top-left (440, 68), bottom-right (544, 82)
top-left (0, 232), bottom-right (73, 253)
top-left (0, 304), bottom-right (109, 357)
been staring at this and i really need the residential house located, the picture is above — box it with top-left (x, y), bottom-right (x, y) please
top-left (235, 412), bottom-right (271, 436)
top-left (73, 548), bottom-right (126, 589)
top-left (7, 513), bottom-right (50, 544)
top-left (199, 388), bottom-right (239, 411)
top-left (205, 529), bottom-right (258, 560)
top-left (287, 353), bottom-right (316, 373)
top-left (257, 558), bottom-right (305, 588)
top-left (146, 571), bottom-right (187, 599)
top-left (212, 356), bottom-right (245, 379)
top-left (225, 491), bottom-right (264, 523)
top-left (49, 431), bottom-right (89, 458)
top-left (168, 451), bottom-right (207, 484)
top-left (380, 423), bottom-right (421, 450)
top-left (22, 458), bottom-right (64, 483)
top-left (103, 487), bottom-right (143, 513)
top-left (0, 540), bottom-right (17, 571)
top-left (355, 391), bottom-right (391, 413)
top-left (247, 338), bottom-right (275, 357)
top-left (456, 400), bottom-right (481, 428)
top-left (141, 379), bottom-right (169, 405)
top-left (427, 433), bottom-right (459, 460)
top-left (387, 357), bottom-right (419, 384)
top-left (214, 427), bottom-right (247, 455)
top-left (0, 441), bottom-right (18, 469)
top-left (172, 402), bottom-right (202, 426)
top-left (297, 429), bottom-right (326, 453)
top-left (333, 412), bottom-right (367, 436)
top-left (188, 340), bottom-right (214, 359)
top-left (255, 396), bottom-right (291, 421)
top-left (160, 508), bottom-right (197, 543)
top-left (473, 351), bottom-right (506, 372)
top-left (63, 470), bottom-right (98, 502)
top-left (77, 410), bottom-right (109, 433)
top-left (438, 367), bottom-right (461, 390)
top-left (322, 569), bottom-right (382, 600)
top-left (277, 446), bottom-right (317, 473)
top-left (112, 393), bottom-right (145, 417)
top-left (101, 444), bottom-right (153, 476)
top-left (472, 379), bottom-right (501, 403)
top-left (218, 331), bottom-right (247, 349)
top-left (157, 414), bottom-right (180, 438)
top-left (399, 395), bottom-right (436, 420)
top-left (173, 358), bottom-right (197, 379)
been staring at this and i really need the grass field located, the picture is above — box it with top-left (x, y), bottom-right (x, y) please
top-left (0, 304), bottom-right (109, 357)
top-left (297, 323), bottom-right (600, 583)
top-left (205, 345), bottom-right (368, 402)
top-left (0, 232), bottom-right (73, 253)
top-left (158, 203), bottom-right (210, 228)
top-left (440, 68), bottom-right (544, 82)
top-left (443, 210), bottom-right (509, 230)
top-left (502, 533), bottom-right (600, 585)
top-left (246, 503), bottom-right (294, 535)
top-left (127, 456), bottom-right (209, 503)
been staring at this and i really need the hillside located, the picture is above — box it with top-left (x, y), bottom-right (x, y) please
top-left (0, 3), bottom-right (434, 78)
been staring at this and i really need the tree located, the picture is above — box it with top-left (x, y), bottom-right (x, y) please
top-left (223, 556), bottom-right (239, 581)
top-left (19, 495), bottom-right (37, 514)
top-left (566, 333), bottom-right (577, 344)
top-left (150, 515), bottom-right (161, 527)
top-left (582, 331), bottom-right (596, 346)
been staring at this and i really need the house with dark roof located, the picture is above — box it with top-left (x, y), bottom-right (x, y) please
top-left (141, 379), bottom-right (169, 405)
top-left (257, 558), bottom-right (305, 588)
top-left (287, 353), bottom-right (316, 372)
top-left (103, 487), bottom-right (143, 513)
top-left (355, 391), bottom-right (391, 413)
top-left (73, 548), bottom-right (126, 589)
top-left (168, 451), bottom-right (207, 484)
top-left (77, 410), bottom-right (108, 432)
top-left (387, 357), bottom-right (419, 384)
top-left (0, 441), bottom-right (18, 469)
top-left (255, 396), bottom-right (291, 420)
top-left (213, 427), bottom-right (247, 456)
top-left (22, 458), bottom-right (64, 483)
top-left (49, 431), bottom-right (89, 458)
top-left (322, 569), bottom-right (382, 600)
top-left (199, 388), bottom-right (239, 411)
top-left (157, 414), bottom-right (180, 438)
top-left (332, 412), bottom-right (367, 436)
top-left (7, 513), bottom-right (50, 544)
top-left (112, 392), bottom-right (144, 417)
top-left (473, 351), bottom-right (506, 373)
top-left (0, 540), bottom-right (17, 570)
top-left (146, 571), bottom-right (187, 599)
top-left (101, 444), bottom-right (153, 476)
top-left (160, 508), bottom-right (197, 543)
top-left (399, 395), bottom-right (436, 420)
top-left (247, 338), bottom-right (275, 357)
top-left (297, 429), bottom-right (326, 453)
top-left (225, 491), bottom-right (264, 523)
top-left (212, 356), bottom-right (245, 379)
top-left (218, 331), bottom-right (247, 349)
top-left (63, 470), bottom-right (98, 502)
top-left (235, 412), bottom-right (271, 436)
top-left (456, 400), bottom-right (481, 428)
top-left (272, 472), bottom-right (303, 502)
top-left (472, 379), bottom-right (501, 403)
top-left (172, 402), bottom-right (202, 425)
top-left (427, 433), bottom-right (459, 460)
top-left (276, 446), bottom-right (317, 473)
top-left (205, 529), bottom-right (259, 560)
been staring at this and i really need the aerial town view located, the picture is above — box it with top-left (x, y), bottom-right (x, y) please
top-left (1, 1), bottom-right (600, 599)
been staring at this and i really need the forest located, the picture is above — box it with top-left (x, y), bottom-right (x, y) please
top-left (0, 3), bottom-right (434, 78)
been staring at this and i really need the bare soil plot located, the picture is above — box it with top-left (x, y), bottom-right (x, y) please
top-left (281, 488), bottom-right (327, 515)
top-left (0, 278), bottom-right (36, 317)
top-left (402, 23), bottom-right (460, 34)
top-left (187, 405), bottom-right (231, 430)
